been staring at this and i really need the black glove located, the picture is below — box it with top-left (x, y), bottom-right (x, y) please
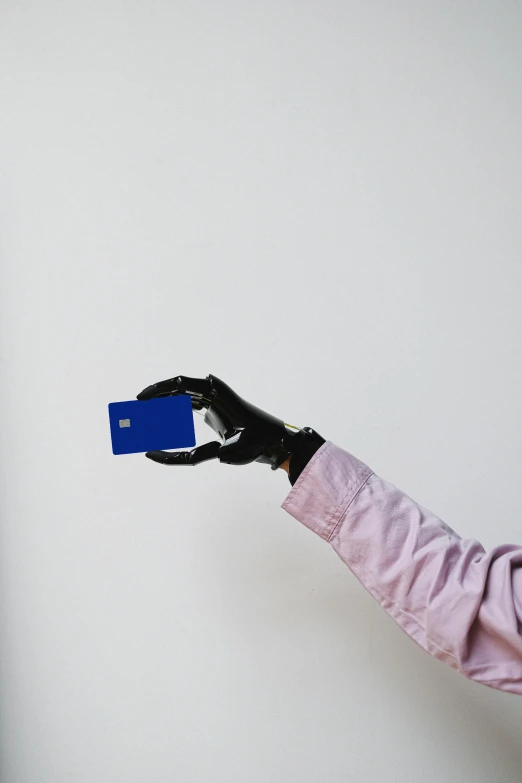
top-left (136, 373), bottom-right (325, 485)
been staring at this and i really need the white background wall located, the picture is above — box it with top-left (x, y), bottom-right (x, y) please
top-left (2, 2), bottom-right (522, 781)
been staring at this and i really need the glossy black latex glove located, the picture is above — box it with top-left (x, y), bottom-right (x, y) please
top-left (136, 373), bottom-right (325, 481)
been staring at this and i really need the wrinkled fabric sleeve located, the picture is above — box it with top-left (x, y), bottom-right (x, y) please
top-left (281, 441), bottom-right (522, 695)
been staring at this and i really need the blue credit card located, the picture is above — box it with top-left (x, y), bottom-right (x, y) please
top-left (108, 395), bottom-right (196, 455)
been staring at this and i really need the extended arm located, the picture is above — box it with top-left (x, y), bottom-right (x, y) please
top-left (137, 372), bottom-right (522, 694)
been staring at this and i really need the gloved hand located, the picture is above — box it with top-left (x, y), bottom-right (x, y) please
top-left (136, 373), bottom-right (326, 484)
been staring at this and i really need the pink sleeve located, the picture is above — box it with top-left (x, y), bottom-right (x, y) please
top-left (281, 441), bottom-right (522, 695)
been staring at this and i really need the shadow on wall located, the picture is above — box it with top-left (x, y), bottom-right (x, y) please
top-left (202, 498), bottom-right (522, 779)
